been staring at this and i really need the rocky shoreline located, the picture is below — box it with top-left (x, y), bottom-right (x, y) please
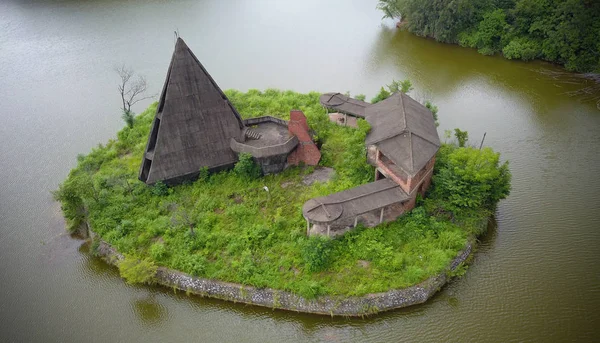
top-left (88, 221), bottom-right (479, 317)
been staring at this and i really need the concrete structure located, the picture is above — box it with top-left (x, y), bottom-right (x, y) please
top-left (303, 92), bottom-right (440, 236)
top-left (139, 38), bottom-right (320, 184)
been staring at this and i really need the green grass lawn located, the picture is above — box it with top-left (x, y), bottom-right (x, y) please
top-left (55, 89), bottom-right (509, 298)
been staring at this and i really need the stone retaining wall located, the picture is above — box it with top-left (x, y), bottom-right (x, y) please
top-left (88, 224), bottom-right (478, 317)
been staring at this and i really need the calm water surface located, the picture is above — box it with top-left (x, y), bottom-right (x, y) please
top-left (1, 0), bottom-right (599, 342)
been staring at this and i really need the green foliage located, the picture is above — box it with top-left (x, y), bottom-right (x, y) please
top-left (433, 146), bottom-right (511, 211)
top-left (454, 128), bottom-right (469, 147)
top-left (377, 0), bottom-right (403, 20)
top-left (502, 37), bottom-right (540, 61)
top-left (122, 110), bottom-right (135, 128)
top-left (387, 79), bottom-right (413, 94)
top-left (355, 94), bottom-right (366, 101)
top-left (118, 255), bottom-right (158, 285)
top-left (198, 167), bottom-right (210, 182)
top-left (234, 153), bottom-right (262, 179)
top-left (371, 87), bottom-right (391, 104)
top-left (380, 0), bottom-right (600, 72)
top-left (302, 236), bottom-right (333, 272)
top-left (151, 181), bottom-right (169, 196)
top-left (55, 90), bottom-right (508, 297)
top-left (424, 100), bottom-right (439, 126)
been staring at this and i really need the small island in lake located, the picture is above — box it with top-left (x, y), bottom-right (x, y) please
top-left (55, 38), bottom-right (511, 316)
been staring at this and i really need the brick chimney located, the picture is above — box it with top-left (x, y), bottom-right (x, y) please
top-left (287, 110), bottom-right (321, 166)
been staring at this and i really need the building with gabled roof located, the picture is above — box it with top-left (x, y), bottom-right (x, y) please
top-left (303, 92), bottom-right (440, 237)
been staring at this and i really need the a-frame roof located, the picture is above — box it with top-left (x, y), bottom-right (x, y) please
top-left (139, 38), bottom-right (244, 184)
top-left (365, 93), bottom-right (440, 176)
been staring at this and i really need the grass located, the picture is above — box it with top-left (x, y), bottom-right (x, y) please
top-left (55, 89), bottom-right (502, 298)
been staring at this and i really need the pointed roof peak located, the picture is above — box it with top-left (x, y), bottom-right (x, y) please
top-left (139, 38), bottom-right (245, 184)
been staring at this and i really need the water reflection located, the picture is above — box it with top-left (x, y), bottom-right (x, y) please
top-left (131, 293), bottom-right (169, 326)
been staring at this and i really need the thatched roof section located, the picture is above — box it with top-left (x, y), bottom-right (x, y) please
top-left (319, 93), bottom-right (369, 118)
top-left (365, 93), bottom-right (440, 176)
top-left (302, 179), bottom-right (409, 224)
top-left (139, 38), bottom-right (244, 184)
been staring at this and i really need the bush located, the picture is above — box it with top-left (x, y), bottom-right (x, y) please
top-left (302, 236), bottom-right (333, 272)
top-left (151, 181), bottom-right (169, 196)
top-left (502, 38), bottom-right (540, 61)
top-left (433, 146), bottom-right (511, 211)
top-left (234, 153), bottom-right (262, 179)
top-left (118, 255), bottom-right (158, 285)
top-left (370, 87), bottom-right (391, 104)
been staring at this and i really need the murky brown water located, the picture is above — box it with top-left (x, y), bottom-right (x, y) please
top-left (1, 0), bottom-right (599, 342)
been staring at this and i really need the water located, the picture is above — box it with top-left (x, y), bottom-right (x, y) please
top-left (1, 0), bottom-right (599, 341)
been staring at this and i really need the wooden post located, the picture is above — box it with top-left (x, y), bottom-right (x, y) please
top-left (344, 113), bottom-right (347, 126)
top-left (327, 225), bottom-right (331, 237)
top-left (354, 216), bottom-right (358, 228)
top-left (306, 219), bottom-right (310, 236)
top-left (379, 207), bottom-right (384, 224)
top-left (479, 132), bottom-right (487, 150)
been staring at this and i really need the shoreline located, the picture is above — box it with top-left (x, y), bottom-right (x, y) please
top-left (86, 220), bottom-right (483, 317)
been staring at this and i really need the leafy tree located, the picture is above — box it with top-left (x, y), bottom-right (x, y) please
top-left (355, 94), bottom-right (367, 101)
top-left (454, 128), bottom-right (469, 147)
top-left (377, 0), bottom-right (600, 72)
top-left (433, 146), bottom-right (511, 211)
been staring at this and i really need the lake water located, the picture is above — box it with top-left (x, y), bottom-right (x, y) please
top-left (1, 0), bottom-right (599, 342)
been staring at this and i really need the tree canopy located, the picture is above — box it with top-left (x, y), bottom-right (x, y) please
top-left (378, 0), bottom-right (600, 72)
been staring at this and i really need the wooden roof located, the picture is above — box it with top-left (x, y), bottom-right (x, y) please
top-left (302, 178), bottom-right (409, 224)
top-left (365, 93), bottom-right (440, 176)
top-left (139, 38), bottom-right (244, 184)
top-left (319, 93), bottom-right (370, 118)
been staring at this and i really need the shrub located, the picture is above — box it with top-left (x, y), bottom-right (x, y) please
top-left (502, 38), bottom-right (540, 61)
top-left (118, 255), bottom-right (158, 285)
top-left (370, 87), bottom-right (391, 104)
top-left (234, 153), bottom-right (262, 179)
top-left (302, 236), bottom-right (333, 272)
top-left (122, 110), bottom-right (135, 128)
top-left (454, 128), bottom-right (468, 147)
top-left (149, 242), bottom-right (167, 261)
top-left (433, 147), bottom-right (511, 211)
top-left (151, 181), bottom-right (169, 196)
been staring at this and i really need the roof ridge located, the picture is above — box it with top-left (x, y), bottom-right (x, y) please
top-left (177, 38), bottom-right (245, 129)
top-left (409, 130), bottom-right (441, 147)
top-left (408, 131), bottom-right (414, 172)
top-left (399, 92), bottom-right (407, 130)
top-left (306, 181), bottom-right (403, 209)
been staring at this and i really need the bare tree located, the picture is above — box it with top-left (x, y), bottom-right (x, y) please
top-left (115, 65), bottom-right (155, 127)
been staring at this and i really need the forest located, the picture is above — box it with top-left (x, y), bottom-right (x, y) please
top-left (377, 0), bottom-right (600, 72)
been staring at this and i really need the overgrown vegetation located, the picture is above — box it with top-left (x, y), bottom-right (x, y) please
top-left (55, 89), bottom-right (510, 297)
top-left (378, 0), bottom-right (600, 72)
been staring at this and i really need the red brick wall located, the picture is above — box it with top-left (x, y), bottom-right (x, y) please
top-left (287, 110), bottom-right (321, 166)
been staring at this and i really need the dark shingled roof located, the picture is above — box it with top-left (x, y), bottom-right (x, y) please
top-left (139, 38), bottom-right (244, 184)
top-left (302, 178), bottom-right (409, 224)
top-left (319, 92), bottom-right (370, 118)
top-left (365, 93), bottom-right (440, 176)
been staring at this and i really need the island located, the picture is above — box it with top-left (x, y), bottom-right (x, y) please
top-left (54, 38), bottom-right (511, 316)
